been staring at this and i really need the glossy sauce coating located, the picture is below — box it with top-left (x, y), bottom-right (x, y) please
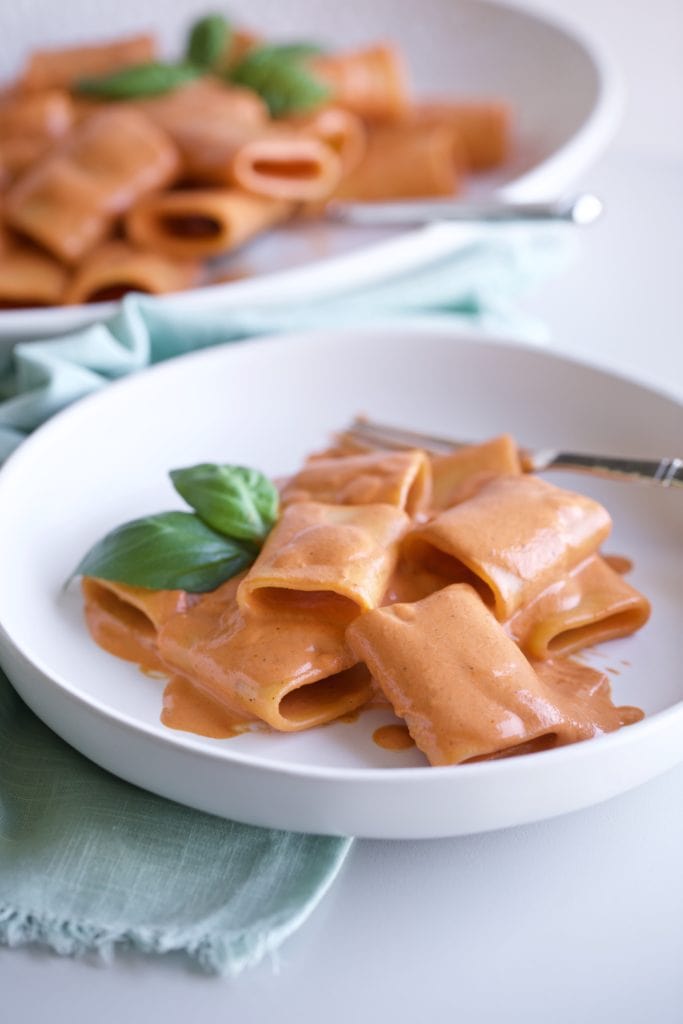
top-left (161, 674), bottom-right (256, 739)
top-left (6, 107), bottom-right (179, 263)
top-left (506, 555), bottom-right (650, 658)
top-left (373, 724), bottom-right (415, 750)
top-left (403, 474), bottom-right (613, 620)
top-left (238, 500), bottom-right (410, 618)
top-left (81, 441), bottom-right (649, 759)
top-left (82, 577), bottom-right (195, 673)
top-left (347, 583), bottom-right (642, 766)
top-left (281, 449), bottom-right (431, 515)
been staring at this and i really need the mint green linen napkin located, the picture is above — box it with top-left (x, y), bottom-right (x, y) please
top-left (0, 676), bottom-right (350, 972)
top-left (0, 223), bottom-right (575, 973)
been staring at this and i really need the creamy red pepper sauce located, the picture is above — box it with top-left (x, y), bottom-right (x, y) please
top-left (81, 441), bottom-right (649, 763)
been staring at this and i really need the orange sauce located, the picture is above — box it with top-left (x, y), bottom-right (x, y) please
top-left (82, 584), bottom-right (163, 673)
top-left (140, 665), bottom-right (168, 680)
top-left (603, 553), bottom-right (633, 574)
top-left (382, 563), bottom-right (448, 604)
top-left (373, 723), bottom-right (415, 750)
top-left (161, 675), bottom-right (257, 739)
top-left (533, 658), bottom-right (643, 730)
top-left (337, 707), bottom-right (363, 724)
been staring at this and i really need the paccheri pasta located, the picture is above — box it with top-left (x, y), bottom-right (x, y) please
top-left (80, 430), bottom-right (650, 766)
top-left (0, 15), bottom-right (512, 308)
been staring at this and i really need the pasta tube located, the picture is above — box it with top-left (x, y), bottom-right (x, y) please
top-left (413, 100), bottom-right (512, 171)
top-left (139, 78), bottom-right (268, 129)
top-left (158, 576), bottom-right (372, 731)
top-left (136, 79), bottom-right (268, 183)
top-left (0, 242), bottom-right (67, 307)
top-left (506, 555), bottom-right (651, 658)
top-left (403, 475), bottom-right (612, 620)
top-left (125, 188), bottom-right (291, 259)
top-left (0, 88), bottom-right (74, 139)
top-left (238, 501), bottom-right (410, 620)
top-left (231, 131), bottom-right (342, 201)
top-left (0, 90), bottom-right (76, 179)
top-left (332, 123), bottom-right (460, 200)
top-left (347, 583), bottom-right (642, 766)
top-left (5, 107), bottom-right (179, 263)
top-left (430, 434), bottom-right (522, 510)
top-left (1, 138), bottom-right (53, 179)
top-left (18, 34), bottom-right (156, 92)
top-left (283, 105), bottom-right (367, 174)
top-left (140, 79), bottom-right (342, 200)
top-left (281, 450), bottom-right (431, 514)
top-left (82, 577), bottom-right (196, 672)
top-left (63, 241), bottom-right (199, 304)
top-left (310, 44), bottom-right (409, 121)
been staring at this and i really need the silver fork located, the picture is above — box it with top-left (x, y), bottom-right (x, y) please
top-left (327, 193), bottom-right (604, 228)
top-left (345, 418), bottom-right (683, 488)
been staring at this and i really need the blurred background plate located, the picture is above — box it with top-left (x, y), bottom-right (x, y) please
top-left (0, 0), bottom-right (621, 342)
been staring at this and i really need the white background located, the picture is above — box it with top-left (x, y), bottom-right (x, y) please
top-left (516, 0), bottom-right (683, 161)
top-left (1, 2), bottom-right (682, 1022)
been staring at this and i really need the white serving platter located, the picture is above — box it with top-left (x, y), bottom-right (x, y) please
top-left (0, 324), bottom-right (680, 838)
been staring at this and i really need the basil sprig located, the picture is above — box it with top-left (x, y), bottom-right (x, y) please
top-left (75, 512), bottom-right (255, 592)
top-left (75, 463), bottom-right (278, 592)
top-left (75, 12), bottom-right (231, 100)
top-left (240, 43), bottom-right (324, 63)
top-left (77, 61), bottom-right (202, 100)
top-left (74, 14), bottom-right (327, 111)
top-left (185, 13), bottom-right (232, 70)
top-left (170, 463), bottom-right (278, 543)
top-left (228, 43), bottom-right (330, 117)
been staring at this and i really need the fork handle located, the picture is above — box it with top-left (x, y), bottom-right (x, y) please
top-left (327, 193), bottom-right (603, 227)
top-left (536, 452), bottom-right (683, 487)
top-left (347, 420), bottom-right (683, 488)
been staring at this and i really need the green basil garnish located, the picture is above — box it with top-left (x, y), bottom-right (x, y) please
top-left (75, 33), bottom-right (327, 110)
top-left (75, 511), bottom-right (256, 593)
top-left (229, 43), bottom-right (330, 117)
top-left (76, 61), bottom-right (202, 100)
top-left (238, 43), bottom-right (325, 64)
top-left (185, 13), bottom-right (232, 70)
top-left (74, 461), bottom-right (278, 592)
top-left (170, 463), bottom-right (278, 544)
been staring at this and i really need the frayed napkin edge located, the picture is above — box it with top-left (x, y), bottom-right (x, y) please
top-left (0, 905), bottom-right (304, 976)
top-left (0, 839), bottom-right (351, 976)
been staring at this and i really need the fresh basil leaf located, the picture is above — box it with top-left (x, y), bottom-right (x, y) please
top-left (186, 13), bottom-right (232, 70)
top-left (170, 464), bottom-right (279, 543)
top-left (76, 61), bottom-right (202, 100)
top-left (238, 42), bottom-right (325, 64)
top-left (74, 511), bottom-right (255, 592)
top-left (229, 44), bottom-right (330, 117)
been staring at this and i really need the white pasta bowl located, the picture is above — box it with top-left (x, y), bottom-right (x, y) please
top-left (0, 0), bottom-right (621, 342)
top-left (0, 325), bottom-right (680, 839)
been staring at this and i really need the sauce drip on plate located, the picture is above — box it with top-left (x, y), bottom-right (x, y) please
top-left (373, 724), bottom-right (415, 750)
top-left (161, 675), bottom-right (255, 739)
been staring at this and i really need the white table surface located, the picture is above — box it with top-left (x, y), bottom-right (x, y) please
top-left (1, 146), bottom-right (682, 1024)
top-left (2, 0), bottom-right (683, 1012)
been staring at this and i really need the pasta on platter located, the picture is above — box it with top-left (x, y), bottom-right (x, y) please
top-left (1, 16), bottom-right (513, 307)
